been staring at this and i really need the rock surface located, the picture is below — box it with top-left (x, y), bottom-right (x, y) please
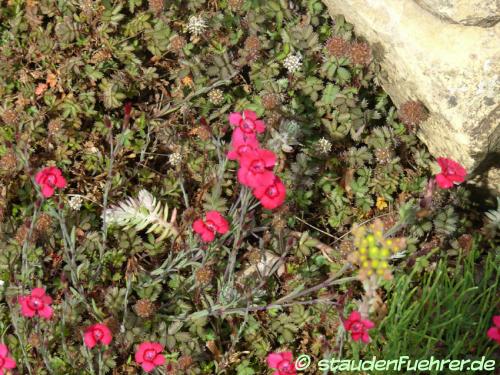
top-left (323, 0), bottom-right (500, 193)
top-left (415, 0), bottom-right (499, 27)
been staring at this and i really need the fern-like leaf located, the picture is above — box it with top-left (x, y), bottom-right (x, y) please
top-left (103, 190), bottom-right (178, 242)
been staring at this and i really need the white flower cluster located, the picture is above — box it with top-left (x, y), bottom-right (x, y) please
top-left (187, 16), bottom-right (207, 36)
top-left (208, 89), bottom-right (224, 105)
top-left (283, 52), bottom-right (303, 74)
top-left (68, 195), bottom-right (83, 211)
top-left (169, 152), bottom-right (182, 166)
top-left (317, 137), bottom-right (332, 154)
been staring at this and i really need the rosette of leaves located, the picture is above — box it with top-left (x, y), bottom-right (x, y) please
top-left (320, 57), bottom-right (351, 84)
top-left (269, 305), bottom-right (310, 344)
top-left (266, 120), bottom-right (302, 153)
top-left (434, 207), bottom-right (458, 236)
top-left (282, 17), bottom-right (320, 52)
top-left (103, 189), bottom-right (178, 242)
top-left (206, 52), bottom-right (236, 80)
top-left (319, 87), bottom-right (365, 140)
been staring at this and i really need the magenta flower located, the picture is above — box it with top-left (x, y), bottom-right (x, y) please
top-left (35, 166), bottom-right (67, 198)
top-left (135, 342), bottom-right (165, 373)
top-left (435, 157), bottom-right (466, 189)
top-left (18, 287), bottom-right (53, 319)
top-left (0, 344), bottom-right (16, 374)
top-left (229, 110), bottom-right (266, 135)
top-left (267, 351), bottom-right (296, 375)
top-left (487, 315), bottom-right (500, 345)
top-left (84, 323), bottom-right (113, 349)
top-left (344, 311), bottom-right (375, 343)
top-left (192, 210), bottom-right (230, 243)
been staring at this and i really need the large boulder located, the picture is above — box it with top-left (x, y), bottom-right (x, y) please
top-left (323, 0), bottom-right (500, 194)
top-left (414, 0), bottom-right (499, 27)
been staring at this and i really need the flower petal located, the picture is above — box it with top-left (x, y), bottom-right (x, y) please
top-left (192, 219), bottom-right (207, 235)
top-left (493, 315), bottom-right (500, 327)
top-left (18, 297), bottom-right (36, 318)
top-left (200, 229), bottom-right (215, 242)
top-left (55, 175), bottom-right (67, 188)
top-left (153, 354), bottom-right (165, 366)
top-left (242, 110), bottom-right (257, 121)
top-left (267, 353), bottom-right (283, 369)
top-left (228, 112), bottom-right (242, 126)
top-left (141, 361), bottom-right (156, 372)
top-left (435, 174), bottom-right (453, 189)
top-left (101, 326), bottom-right (113, 345)
top-left (487, 327), bottom-right (500, 342)
top-left (38, 305), bottom-right (53, 319)
top-left (281, 351), bottom-right (293, 362)
top-left (254, 119), bottom-right (266, 133)
top-left (3, 356), bottom-right (16, 369)
top-left (84, 331), bottom-right (97, 349)
top-left (41, 184), bottom-right (55, 198)
top-left (361, 332), bottom-right (371, 343)
top-left (362, 319), bottom-right (375, 329)
top-left (0, 344), bottom-right (7, 357)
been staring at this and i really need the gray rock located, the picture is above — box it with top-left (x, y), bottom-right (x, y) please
top-left (415, 0), bottom-right (499, 27)
top-left (323, 0), bottom-right (500, 194)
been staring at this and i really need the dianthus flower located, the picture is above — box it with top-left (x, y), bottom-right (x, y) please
top-left (18, 287), bottom-right (53, 319)
top-left (84, 323), bottom-right (113, 349)
top-left (193, 210), bottom-right (230, 242)
top-left (237, 149), bottom-right (276, 188)
top-left (35, 166), bottom-right (67, 198)
top-left (435, 157), bottom-right (466, 189)
top-left (267, 351), bottom-right (296, 375)
top-left (344, 311), bottom-right (375, 343)
top-left (252, 175), bottom-right (286, 210)
top-left (229, 110), bottom-right (266, 135)
top-left (135, 342), bottom-right (165, 373)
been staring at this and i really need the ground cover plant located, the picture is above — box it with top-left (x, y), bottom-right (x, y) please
top-left (0, 0), bottom-right (499, 374)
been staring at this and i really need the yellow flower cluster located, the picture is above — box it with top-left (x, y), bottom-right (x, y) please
top-left (348, 219), bottom-right (405, 280)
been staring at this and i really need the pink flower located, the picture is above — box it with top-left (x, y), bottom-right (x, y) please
top-left (192, 210), bottom-right (230, 243)
top-left (237, 149), bottom-right (276, 188)
top-left (84, 323), bottom-right (113, 349)
top-left (227, 128), bottom-right (260, 161)
top-left (0, 344), bottom-right (16, 374)
top-left (135, 342), bottom-right (165, 373)
top-left (267, 351), bottom-right (296, 375)
top-left (487, 315), bottom-right (500, 345)
top-left (18, 287), bottom-right (53, 319)
top-left (252, 175), bottom-right (286, 210)
top-left (435, 157), bottom-right (466, 189)
top-left (229, 110), bottom-right (266, 135)
top-left (35, 166), bottom-right (67, 198)
top-left (344, 311), bottom-right (375, 343)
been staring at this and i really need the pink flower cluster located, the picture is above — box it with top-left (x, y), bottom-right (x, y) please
top-left (228, 110), bottom-right (286, 210)
top-left (16, 287), bottom-right (165, 372)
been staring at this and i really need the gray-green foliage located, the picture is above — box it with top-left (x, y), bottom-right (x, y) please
top-left (103, 189), bottom-right (178, 242)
